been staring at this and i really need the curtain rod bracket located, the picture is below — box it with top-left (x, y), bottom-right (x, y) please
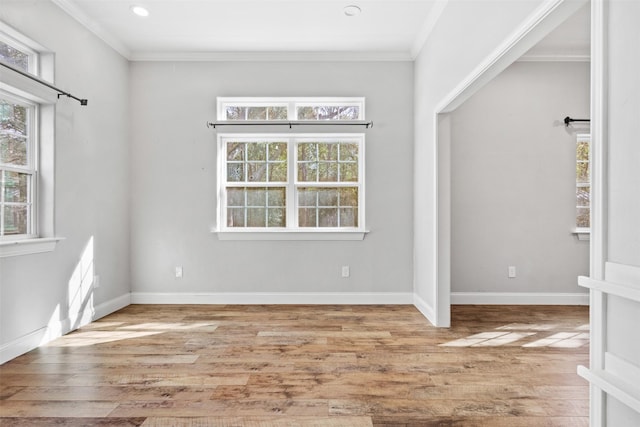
top-left (564, 116), bottom-right (590, 127)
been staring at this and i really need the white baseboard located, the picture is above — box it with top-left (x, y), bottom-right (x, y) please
top-left (451, 292), bottom-right (589, 305)
top-left (0, 292), bottom-right (131, 365)
top-left (130, 292), bottom-right (414, 305)
top-left (412, 293), bottom-right (436, 325)
top-left (94, 293), bottom-right (131, 319)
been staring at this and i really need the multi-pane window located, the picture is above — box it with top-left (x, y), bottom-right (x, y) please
top-left (219, 135), bottom-right (364, 231)
top-left (0, 94), bottom-right (36, 238)
top-left (576, 134), bottom-right (590, 229)
top-left (218, 97), bottom-right (364, 122)
top-left (217, 97), bottom-right (366, 234)
top-left (0, 35), bottom-right (37, 74)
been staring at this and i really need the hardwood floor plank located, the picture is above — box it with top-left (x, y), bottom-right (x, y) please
top-left (0, 304), bottom-right (589, 425)
top-left (141, 416), bottom-right (373, 426)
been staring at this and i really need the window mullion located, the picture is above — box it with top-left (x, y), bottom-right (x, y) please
top-left (288, 139), bottom-right (297, 229)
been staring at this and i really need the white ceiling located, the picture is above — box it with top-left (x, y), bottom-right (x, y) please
top-left (52, 0), bottom-right (442, 61)
top-left (51, 0), bottom-right (590, 62)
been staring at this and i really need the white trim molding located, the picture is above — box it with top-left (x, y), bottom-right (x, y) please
top-left (0, 237), bottom-right (64, 258)
top-left (413, 293), bottom-right (436, 325)
top-left (130, 292), bottom-right (414, 305)
top-left (451, 292), bottom-right (590, 305)
top-left (0, 292), bottom-right (130, 364)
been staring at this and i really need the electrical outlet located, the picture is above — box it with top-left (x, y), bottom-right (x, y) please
top-left (508, 266), bottom-right (516, 278)
top-left (93, 275), bottom-right (100, 288)
top-left (341, 265), bottom-right (350, 278)
top-left (175, 266), bottom-right (183, 278)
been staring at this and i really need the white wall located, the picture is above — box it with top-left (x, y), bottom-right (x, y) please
top-left (0, 2), bottom-right (130, 361)
top-left (450, 61), bottom-right (590, 296)
top-left (129, 61), bottom-right (414, 298)
top-left (413, 0), bottom-right (557, 324)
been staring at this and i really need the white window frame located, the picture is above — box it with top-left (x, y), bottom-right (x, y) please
top-left (0, 30), bottom-right (39, 75)
top-left (0, 91), bottom-right (38, 239)
top-left (217, 97), bottom-right (365, 121)
top-left (215, 133), bottom-right (366, 240)
top-left (0, 23), bottom-right (61, 257)
top-left (574, 133), bottom-right (591, 241)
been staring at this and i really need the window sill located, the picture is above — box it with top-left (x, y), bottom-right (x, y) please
top-left (572, 228), bottom-right (591, 241)
top-left (0, 237), bottom-right (65, 258)
top-left (212, 229), bottom-right (368, 241)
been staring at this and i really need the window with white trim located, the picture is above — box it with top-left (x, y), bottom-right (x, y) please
top-left (0, 24), bottom-right (59, 256)
top-left (576, 134), bottom-right (590, 229)
top-left (1, 32), bottom-right (40, 240)
top-left (1, 93), bottom-right (36, 238)
top-left (219, 134), bottom-right (364, 231)
top-left (218, 97), bottom-right (364, 121)
top-left (216, 97), bottom-right (366, 235)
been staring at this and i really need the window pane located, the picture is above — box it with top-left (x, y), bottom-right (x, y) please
top-left (227, 188), bottom-right (244, 206)
top-left (267, 188), bottom-right (285, 206)
top-left (1, 99), bottom-right (29, 167)
top-left (0, 41), bottom-right (29, 72)
top-left (269, 162), bottom-right (287, 182)
top-left (318, 162), bottom-right (338, 182)
top-left (268, 143), bottom-right (287, 161)
top-left (227, 208), bottom-right (245, 227)
top-left (247, 208), bottom-right (266, 227)
top-left (319, 208), bottom-right (338, 227)
top-left (247, 143), bottom-right (266, 161)
top-left (1, 135), bottom-right (27, 166)
top-left (340, 208), bottom-right (358, 227)
top-left (225, 106), bottom-right (247, 120)
top-left (3, 205), bottom-right (28, 235)
top-left (227, 142), bottom-right (244, 161)
top-left (247, 188), bottom-right (266, 206)
top-left (247, 107), bottom-right (267, 120)
top-left (577, 186), bottom-right (590, 207)
top-left (268, 107), bottom-right (287, 120)
top-left (340, 143), bottom-right (358, 161)
top-left (296, 105), bottom-right (360, 120)
top-left (319, 144), bottom-right (338, 161)
top-left (227, 163), bottom-right (244, 182)
top-left (268, 208), bottom-right (285, 227)
top-left (226, 187), bottom-right (286, 228)
top-left (297, 162), bottom-right (317, 182)
top-left (247, 163), bottom-right (267, 182)
top-left (298, 208), bottom-right (316, 227)
top-left (298, 143), bottom-right (317, 162)
top-left (576, 207), bottom-right (590, 228)
top-left (2, 171), bottom-right (28, 203)
top-left (577, 141), bottom-right (589, 161)
top-left (340, 188), bottom-right (358, 207)
top-left (339, 163), bottom-right (358, 182)
top-left (318, 188), bottom-right (338, 206)
top-left (297, 187), bottom-right (358, 228)
top-left (576, 161), bottom-right (589, 183)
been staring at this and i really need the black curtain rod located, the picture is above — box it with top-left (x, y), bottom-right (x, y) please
top-left (207, 120), bottom-right (373, 129)
top-left (564, 116), bottom-right (589, 126)
top-left (0, 61), bottom-right (88, 106)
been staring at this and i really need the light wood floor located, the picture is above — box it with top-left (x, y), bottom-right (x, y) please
top-left (0, 304), bottom-right (589, 426)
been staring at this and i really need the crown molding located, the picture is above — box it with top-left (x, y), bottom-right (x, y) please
top-left (517, 53), bottom-right (590, 62)
top-left (129, 50), bottom-right (414, 62)
top-left (51, 0), bottom-right (132, 59)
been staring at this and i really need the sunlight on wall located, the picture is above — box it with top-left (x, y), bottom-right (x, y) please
top-left (68, 236), bottom-right (95, 330)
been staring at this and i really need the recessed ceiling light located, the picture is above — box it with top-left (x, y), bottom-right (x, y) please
top-left (130, 5), bottom-right (149, 17)
top-left (344, 5), bottom-right (361, 17)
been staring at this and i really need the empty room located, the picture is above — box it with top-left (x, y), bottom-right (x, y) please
top-left (1, 0), bottom-right (639, 426)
